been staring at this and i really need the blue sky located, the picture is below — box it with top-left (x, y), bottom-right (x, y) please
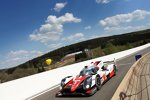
top-left (0, 0), bottom-right (150, 69)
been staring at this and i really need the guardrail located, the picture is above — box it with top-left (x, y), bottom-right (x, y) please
top-left (111, 52), bottom-right (150, 100)
top-left (0, 43), bottom-right (150, 100)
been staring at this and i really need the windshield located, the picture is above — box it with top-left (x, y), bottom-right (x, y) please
top-left (79, 69), bottom-right (94, 76)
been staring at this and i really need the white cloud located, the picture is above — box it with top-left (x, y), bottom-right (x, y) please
top-left (84, 26), bottom-right (91, 30)
top-left (7, 50), bottom-right (43, 60)
top-left (29, 13), bottom-right (81, 43)
top-left (99, 9), bottom-right (150, 29)
top-left (47, 43), bottom-right (62, 50)
top-left (89, 34), bottom-right (112, 40)
top-left (62, 33), bottom-right (84, 41)
top-left (0, 50), bottom-right (43, 68)
top-left (46, 13), bottom-right (81, 23)
top-left (96, 0), bottom-right (111, 4)
top-left (104, 25), bottom-right (149, 36)
top-left (104, 26), bottom-right (134, 32)
top-left (8, 50), bottom-right (28, 57)
top-left (54, 2), bottom-right (67, 12)
top-left (88, 35), bottom-right (100, 39)
top-left (99, 9), bottom-right (150, 33)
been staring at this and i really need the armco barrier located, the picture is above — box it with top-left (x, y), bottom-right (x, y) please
top-left (0, 43), bottom-right (150, 100)
top-left (111, 52), bottom-right (150, 100)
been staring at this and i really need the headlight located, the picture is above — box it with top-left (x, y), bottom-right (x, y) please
top-left (83, 77), bottom-right (92, 89)
top-left (86, 85), bottom-right (90, 89)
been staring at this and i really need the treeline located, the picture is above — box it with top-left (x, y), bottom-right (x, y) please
top-left (0, 29), bottom-right (150, 83)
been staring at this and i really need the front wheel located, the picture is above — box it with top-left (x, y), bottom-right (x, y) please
top-left (95, 76), bottom-right (102, 90)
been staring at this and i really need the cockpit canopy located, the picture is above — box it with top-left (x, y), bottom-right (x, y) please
top-left (79, 66), bottom-right (99, 76)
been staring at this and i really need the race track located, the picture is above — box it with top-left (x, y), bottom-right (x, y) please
top-left (32, 47), bottom-right (150, 100)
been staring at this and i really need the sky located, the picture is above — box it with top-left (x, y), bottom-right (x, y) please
top-left (0, 0), bottom-right (150, 69)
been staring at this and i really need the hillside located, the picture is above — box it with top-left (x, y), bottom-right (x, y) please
top-left (0, 29), bottom-right (150, 83)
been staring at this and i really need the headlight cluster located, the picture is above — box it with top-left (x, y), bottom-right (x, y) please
top-left (83, 77), bottom-right (92, 90)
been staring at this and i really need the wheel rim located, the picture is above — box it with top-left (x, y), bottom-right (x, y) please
top-left (97, 77), bottom-right (100, 86)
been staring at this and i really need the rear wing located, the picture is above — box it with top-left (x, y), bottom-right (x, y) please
top-left (103, 58), bottom-right (116, 65)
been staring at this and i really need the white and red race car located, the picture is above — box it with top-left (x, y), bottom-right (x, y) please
top-left (56, 60), bottom-right (117, 96)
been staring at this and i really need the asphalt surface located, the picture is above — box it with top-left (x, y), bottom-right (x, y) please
top-left (32, 47), bottom-right (150, 100)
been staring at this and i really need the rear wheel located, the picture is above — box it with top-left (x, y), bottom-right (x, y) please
top-left (114, 65), bottom-right (117, 75)
top-left (95, 76), bottom-right (102, 90)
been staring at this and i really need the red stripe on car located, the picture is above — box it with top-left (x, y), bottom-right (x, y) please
top-left (109, 70), bottom-right (115, 78)
top-left (102, 74), bottom-right (107, 81)
top-left (71, 76), bottom-right (87, 92)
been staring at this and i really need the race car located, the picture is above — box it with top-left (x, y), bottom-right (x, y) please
top-left (56, 60), bottom-right (117, 97)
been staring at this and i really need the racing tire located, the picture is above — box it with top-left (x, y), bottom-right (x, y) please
top-left (113, 65), bottom-right (117, 76)
top-left (95, 76), bottom-right (102, 90)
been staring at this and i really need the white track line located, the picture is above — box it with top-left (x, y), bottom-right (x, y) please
top-left (26, 85), bottom-right (59, 100)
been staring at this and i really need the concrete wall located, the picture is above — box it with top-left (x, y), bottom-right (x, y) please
top-left (112, 51), bottom-right (150, 100)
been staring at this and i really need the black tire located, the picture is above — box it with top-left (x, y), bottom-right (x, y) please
top-left (113, 65), bottom-right (117, 76)
top-left (95, 76), bottom-right (102, 90)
